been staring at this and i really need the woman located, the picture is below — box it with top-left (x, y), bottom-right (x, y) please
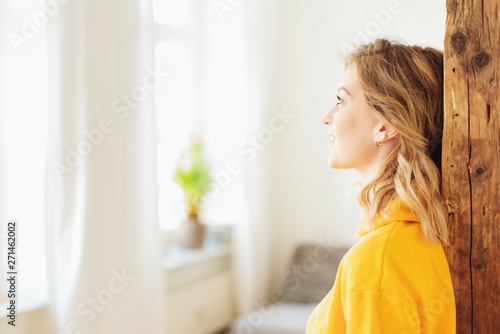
top-left (307, 38), bottom-right (456, 333)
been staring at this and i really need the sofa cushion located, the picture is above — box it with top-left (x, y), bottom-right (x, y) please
top-left (280, 244), bottom-right (349, 304)
top-left (229, 302), bottom-right (317, 334)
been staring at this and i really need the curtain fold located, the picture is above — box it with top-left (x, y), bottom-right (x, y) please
top-left (45, 0), bottom-right (165, 333)
top-left (196, 0), bottom-right (278, 317)
top-left (229, 0), bottom-right (278, 316)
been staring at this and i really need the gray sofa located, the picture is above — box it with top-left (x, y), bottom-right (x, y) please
top-left (229, 244), bottom-right (350, 334)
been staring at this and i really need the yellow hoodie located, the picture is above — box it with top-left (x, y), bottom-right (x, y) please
top-left (306, 196), bottom-right (456, 333)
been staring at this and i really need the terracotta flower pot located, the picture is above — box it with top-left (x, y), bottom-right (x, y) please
top-left (178, 217), bottom-right (206, 249)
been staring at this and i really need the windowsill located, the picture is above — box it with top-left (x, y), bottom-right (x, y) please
top-left (0, 241), bottom-right (232, 319)
top-left (163, 241), bottom-right (231, 270)
top-left (163, 241), bottom-right (232, 292)
top-left (0, 293), bottom-right (48, 319)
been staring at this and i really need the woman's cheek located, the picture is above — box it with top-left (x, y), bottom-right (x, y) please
top-left (333, 117), bottom-right (345, 140)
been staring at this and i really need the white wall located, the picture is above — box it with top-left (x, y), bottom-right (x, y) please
top-left (266, 0), bottom-right (446, 293)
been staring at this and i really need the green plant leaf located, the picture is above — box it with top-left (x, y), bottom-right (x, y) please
top-left (172, 139), bottom-right (213, 216)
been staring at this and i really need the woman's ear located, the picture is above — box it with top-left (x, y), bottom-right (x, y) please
top-left (375, 124), bottom-right (398, 144)
top-left (382, 126), bottom-right (398, 140)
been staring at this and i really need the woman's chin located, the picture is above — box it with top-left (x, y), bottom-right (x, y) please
top-left (328, 156), bottom-right (337, 169)
top-left (328, 154), bottom-right (347, 169)
top-left (327, 145), bottom-right (340, 168)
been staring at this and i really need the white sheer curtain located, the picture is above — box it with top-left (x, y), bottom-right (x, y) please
top-left (45, 0), bottom-right (165, 333)
top-left (232, 0), bottom-right (278, 315)
top-left (200, 0), bottom-right (278, 315)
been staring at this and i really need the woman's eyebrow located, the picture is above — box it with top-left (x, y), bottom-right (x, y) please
top-left (338, 86), bottom-right (351, 96)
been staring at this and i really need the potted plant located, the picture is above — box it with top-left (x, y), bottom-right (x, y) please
top-left (173, 138), bottom-right (213, 248)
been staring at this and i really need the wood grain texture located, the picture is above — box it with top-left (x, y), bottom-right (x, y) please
top-left (443, 1), bottom-right (500, 333)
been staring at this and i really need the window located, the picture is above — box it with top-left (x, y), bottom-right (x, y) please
top-left (153, 0), bottom-right (246, 232)
top-left (155, 42), bottom-right (194, 231)
top-left (153, 0), bottom-right (199, 231)
top-left (153, 0), bottom-right (190, 27)
top-left (0, 1), bottom-right (48, 306)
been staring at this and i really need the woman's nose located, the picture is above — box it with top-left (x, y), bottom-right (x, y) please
top-left (322, 107), bottom-right (335, 125)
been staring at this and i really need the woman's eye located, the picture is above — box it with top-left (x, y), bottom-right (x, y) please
top-left (336, 95), bottom-right (343, 105)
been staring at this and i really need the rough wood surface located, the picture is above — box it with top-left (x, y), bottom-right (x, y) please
top-left (442, 1), bottom-right (500, 333)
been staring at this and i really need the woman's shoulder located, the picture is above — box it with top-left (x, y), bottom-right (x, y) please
top-left (342, 220), bottom-right (446, 292)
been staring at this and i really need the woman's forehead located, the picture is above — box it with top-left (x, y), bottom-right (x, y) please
top-left (339, 65), bottom-right (359, 96)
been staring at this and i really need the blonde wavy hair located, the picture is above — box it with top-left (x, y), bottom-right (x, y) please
top-left (345, 38), bottom-right (448, 245)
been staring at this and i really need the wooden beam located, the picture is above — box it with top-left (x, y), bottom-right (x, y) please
top-left (443, 0), bottom-right (500, 333)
